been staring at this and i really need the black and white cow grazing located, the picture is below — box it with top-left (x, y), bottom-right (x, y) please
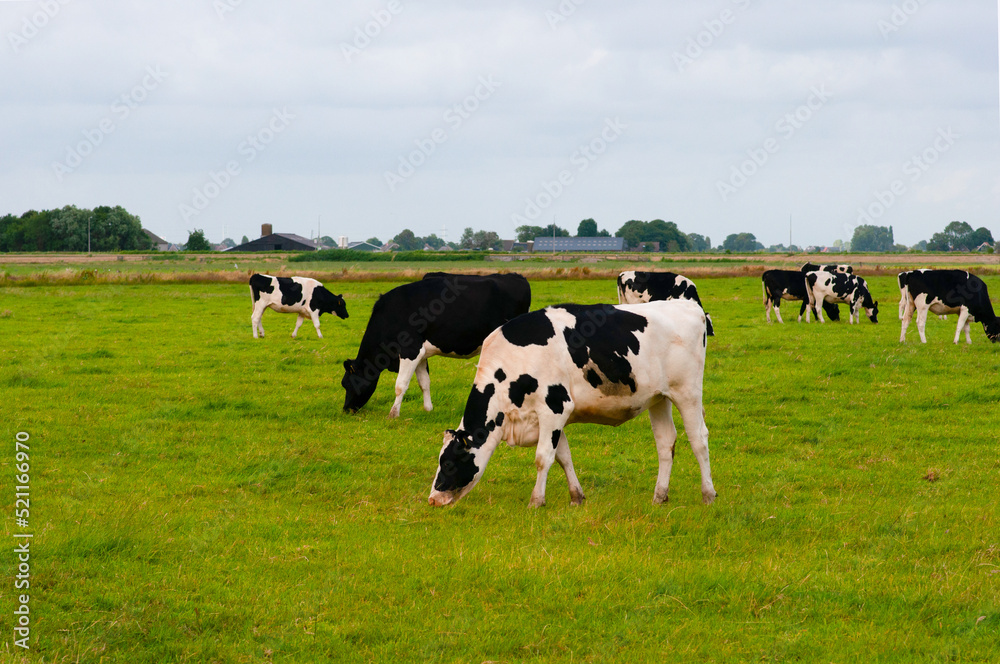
top-left (617, 271), bottom-right (714, 335)
top-left (897, 270), bottom-right (946, 322)
top-left (342, 273), bottom-right (531, 418)
top-left (805, 271), bottom-right (879, 324)
top-left (761, 270), bottom-right (836, 323)
top-left (427, 299), bottom-right (716, 508)
top-left (249, 274), bottom-right (348, 339)
top-left (900, 269), bottom-right (1000, 344)
top-left (802, 262), bottom-right (852, 275)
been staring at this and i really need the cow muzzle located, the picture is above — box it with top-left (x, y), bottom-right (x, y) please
top-left (428, 490), bottom-right (455, 507)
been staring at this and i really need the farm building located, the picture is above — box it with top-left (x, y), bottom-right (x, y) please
top-left (229, 224), bottom-right (319, 252)
top-left (143, 229), bottom-right (171, 251)
top-left (533, 236), bottom-right (625, 252)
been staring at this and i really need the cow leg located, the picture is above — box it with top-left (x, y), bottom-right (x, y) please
top-left (389, 349), bottom-right (426, 418)
top-left (648, 398), bottom-right (677, 504)
top-left (673, 396), bottom-right (716, 505)
top-left (798, 300), bottom-right (807, 323)
top-left (553, 430), bottom-right (585, 505)
top-left (292, 314), bottom-right (306, 338)
top-left (954, 308), bottom-right (971, 344)
top-left (251, 302), bottom-right (267, 338)
top-left (415, 358), bottom-right (433, 412)
top-left (916, 305), bottom-right (929, 343)
top-left (310, 310), bottom-right (323, 339)
top-left (814, 300), bottom-right (825, 324)
top-left (900, 294), bottom-right (916, 342)
top-left (774, 301), bottom-right (785, 324)
top-left (765, 297), bottom-right (772, 323)
top-left (529, 423), bottom-right (568, 508)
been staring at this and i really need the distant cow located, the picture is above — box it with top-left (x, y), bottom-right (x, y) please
top-left (427, 299), bottom-right (716, 508)
top-left (761, 269), bottom-right (838, 323)
top-left (805, 271), bottom-right (879, 324)
top-left (617, 271), bottom-right (714, 335)
top-left (900, 269), bottom-right (1000, 344)
top-left (249, 274), bottom-right (348, 339)
top-left (342, 273), bottom-right (531, 418)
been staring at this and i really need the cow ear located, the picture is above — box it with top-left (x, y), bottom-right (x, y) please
top-left (343, 360), bottom-right (353, 372)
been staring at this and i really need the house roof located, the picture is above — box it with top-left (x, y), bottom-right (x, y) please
top-left (143, 228), bottom-right (167, 244)
top-left (229, 233), bottom-right (318, 252)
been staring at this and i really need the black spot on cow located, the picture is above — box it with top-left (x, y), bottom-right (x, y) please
top-left (494, 412), bottom-right (505, 428)
top-left (462, 383), bottom-right (496, 447)
top-left (559, 304), bottom-right (646, 393)
top-left (508, 374), bottom-right (539, 408)
top-left (276, 277), bottom-right (303, 306)
top-left (248, 274), bottom-right (274, 302)
top-left (502, 311), bottom-right (555, 347)
top-left (585, 368), bottom-right (602, 388)
top-left (545, 384), bottom-right (571, 414)
top-left (494, 368), bottom-right (507, 383)
top-left (551, 429), bottom-right (561, 449)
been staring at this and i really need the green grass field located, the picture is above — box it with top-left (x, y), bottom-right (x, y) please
top-left (2, 275), bottom-right (999, 662)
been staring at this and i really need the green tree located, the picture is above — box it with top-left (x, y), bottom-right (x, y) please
top-left (926, 221), bottom-right (980, 251)
top-left (471, 230), bottom-right (501, 250)
top-left (850, 224), bottom-right (894, 252)
top-left (365, 237), bottom-right (382, 247)
top-left (186, 229), bottom-right (212, 251)
top-left (241, 235), bottom-right (250, 245)
top-left (392, 229), bottom-right (423, 251)
top-left (686, 233), bottom-right (711, 252)
top-left (423, 234), bottom-right (445, 250)
top-left (615, 219), bottom-right (690, 251)
top-left (722, 233), bottom-right (763, 252)
top-left (576, 218), bottom-right (598, 237)
top-left (460, 227), bottom-right (475, 249)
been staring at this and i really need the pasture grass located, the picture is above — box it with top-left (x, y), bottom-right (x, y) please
top-left (1, 276), bottom-right (999, 662)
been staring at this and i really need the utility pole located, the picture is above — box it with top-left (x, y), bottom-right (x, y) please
top-left (88, 215), bottom-right (91, 253)
top-left (789, 213), bottom-right (792, 250)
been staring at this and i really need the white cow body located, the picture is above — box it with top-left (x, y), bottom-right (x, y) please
top-left (249, 274), bottom-right (347, 339)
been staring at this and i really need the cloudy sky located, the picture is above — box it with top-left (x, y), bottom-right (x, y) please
top-left (2, 0), bottom-right (997, 248)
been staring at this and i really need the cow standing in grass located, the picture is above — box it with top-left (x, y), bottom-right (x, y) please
top-left (762, 264), bottom-right (848, 323)
top-left (805, 271), bottom-right (879, 324)
top-left (427, 299), bottom-right (716, 508)
top-left (616, 270), bottom-right (714, 335)
top-left (249, 274), bottom-right (348, 339)
top-left (900, 269), bottom-right (1000, 344)
top-left (342, 273), bottom-right (531, 418)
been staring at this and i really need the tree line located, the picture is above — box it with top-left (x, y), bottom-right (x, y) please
top-left (1, 206), bottom-right (994, 254)
top-left (0, 206), bottom-right (150, 252)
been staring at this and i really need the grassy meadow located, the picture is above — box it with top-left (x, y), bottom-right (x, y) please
top-left (1, 272), bottom-right (999, 662)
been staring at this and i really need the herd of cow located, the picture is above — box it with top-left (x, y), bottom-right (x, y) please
top-left (246, 263), bottom-right (998, 508)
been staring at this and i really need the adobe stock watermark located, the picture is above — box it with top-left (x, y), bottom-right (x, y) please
top-left (511, 117), bottom-right (626, 226)
top-left (673, 0), bottom-right (752, 73)
top-left (849, 127), bottom-right (957, 234)
top-left (716, 84), bottom-right (831, 202)
top-left (213, 0), bottom-right (245, 20)
top-left (877, 0), bottom-right (930, 40)
top-left (341, 0), bottom-right (403, 63)
top-left (52, 65), bottom-right (168, 182)
top-left (545, 0), bottom-right (585, 30)
top-left (383, 75), bottom-right (501, 192)
top-left (179, 107), bottom-right (295, 222)
top-left (7, 0), bottom-right (72, 54)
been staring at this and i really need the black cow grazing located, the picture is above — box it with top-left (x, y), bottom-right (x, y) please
top-left (342, 273), bottom-right (531, 418)
top-left (617, 270), bottom-right (714, 335)
top-left (900, 269), bottom-right (1000, 344)
top-left (427, 299), bottom-right (716, 508)
top-left (805, 271), bottom-right (879, 324)
top-left (802, 263), bottom-right (851, 321)
top-left (249, 274), bottom-right (348, 339)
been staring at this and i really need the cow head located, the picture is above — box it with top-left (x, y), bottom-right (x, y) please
top-left (984, 320), bottom-right (1000, 343)
top-left (856, 279), bottom-right (879, 323)
top-left (341, 359), bottom-right (379, 413)
top-left (429, 428), bottom-right (498, 506)
top-left (315, 288), bottom-right (349, 319)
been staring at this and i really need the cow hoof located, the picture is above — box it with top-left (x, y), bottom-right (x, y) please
top-left (702, 490), bottom-right (717, 505)
top-left (528, 497), bottom-right (546, 508)
top-left (423, 403), bottom-right (433, 413)
top-left (570, 495), bottom-right (585, 506)
top-left (387, 408), bottom-right (400, 419)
